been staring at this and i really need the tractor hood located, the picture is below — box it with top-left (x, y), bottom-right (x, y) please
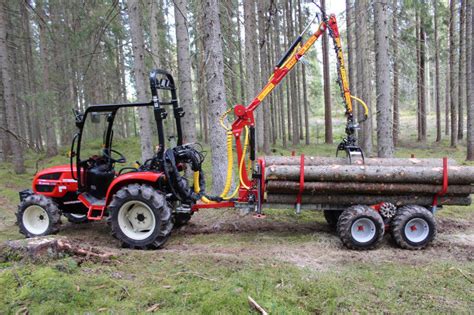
top-left (35, 164), bottom-right (77, 179)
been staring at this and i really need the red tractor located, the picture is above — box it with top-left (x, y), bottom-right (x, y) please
top-left (17, 70), bottom-right (206, 249)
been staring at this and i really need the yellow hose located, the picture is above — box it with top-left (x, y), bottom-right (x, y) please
top-left (193, 171), bottom-right (214, 204)
top-left (219, 131), bottom-right (234, 198)
top-left (239, 127), bottom-right (250, 190)
top-left (350, 95), bottom-right (369, 121)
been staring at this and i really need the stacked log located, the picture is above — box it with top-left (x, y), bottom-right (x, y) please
top-left (264, 156), bottom-right (474, 207)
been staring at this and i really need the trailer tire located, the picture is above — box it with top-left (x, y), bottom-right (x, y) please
top-left (323, 210), bottom-right (343, 229)
top-left (390, 205), bottom-right (436, 250)
top-left (109, 184), bottom-right (173, 249)
top-left (17, 194), bottom-right (61, 237)
top-left (337, 205), bottom-right (384, 250)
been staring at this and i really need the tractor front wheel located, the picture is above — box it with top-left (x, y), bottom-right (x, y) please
top-left (108, 184), bottom-right (173, 249)
top-left (337, 205), bottom-right (384, 250)
top-left (17, 194), bottom-right (61, 237)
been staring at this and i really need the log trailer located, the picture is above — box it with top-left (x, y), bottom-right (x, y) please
top-left (17, 10), bottom-right (473, 250)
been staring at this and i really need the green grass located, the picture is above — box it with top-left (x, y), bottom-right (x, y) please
top-left (1, 255), bottom-right (472, 314)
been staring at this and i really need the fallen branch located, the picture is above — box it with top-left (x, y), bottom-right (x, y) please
top-left (248, 296), bottom-right (268, 315)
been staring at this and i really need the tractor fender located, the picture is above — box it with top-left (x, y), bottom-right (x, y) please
top-left (105, 171), bottom-right (165, 205)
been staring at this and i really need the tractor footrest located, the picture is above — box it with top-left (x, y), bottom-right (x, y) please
top-left (78, 193), bottom-right (106, 220)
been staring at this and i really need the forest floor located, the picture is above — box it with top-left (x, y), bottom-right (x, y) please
top-left (0, 114), bottom-right (473, 313)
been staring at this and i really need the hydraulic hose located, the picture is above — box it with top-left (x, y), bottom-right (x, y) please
top-left (350, 95), bottom-right (369, 122)
top-left (239, 126), bottom-right (250, 190)
top-left (194, 171), bottom-right (214, 204)
top-left (219, 131), bottom-right (234, 198)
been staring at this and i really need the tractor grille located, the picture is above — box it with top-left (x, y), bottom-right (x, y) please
top-left (35, 184), bottom-right (55, 193)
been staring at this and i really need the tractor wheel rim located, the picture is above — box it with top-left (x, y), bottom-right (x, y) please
top-left (351, 218), bottom-right (376, 243)
top-left (404, 218), bottom-right (429, 243)
top-left (23, 205), bottom-right (49, 235)
top-left (118, 201), bottom-right (156, 241)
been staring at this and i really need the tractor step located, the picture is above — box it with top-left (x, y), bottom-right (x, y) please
top-left (78, 193), bottom-right (106, 220)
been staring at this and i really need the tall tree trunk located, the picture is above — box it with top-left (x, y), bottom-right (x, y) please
top-left (416, 10), bottom-right (422, 141)
top-left (285, 0), bottom-right (299, 145)
top-left (243, 0), bottom-right (258, 148)
top-left (445, 62), bottom-right (450, 136)
top-left (0, 67), bottom-right (10, 161)
top-left (274, 3), bottom-right (286, 148)
top-left (374, 0), bottom-right (394, 157)
top-left (355, 0), bottom-right (372, 155)
top-left (434, 0), bottom-right (442, 142)
top-left (201, 0), bottom-right (229, 194)
top-left (0, 2), bottom-right (25, 173)
top-left (257, 0), bottom-right (271, 154)
top-left (321, 0), bottom-right (332, 144)
top-left (420, 23), bottom-right (427, 142)
top-left (392, 0), bottom-right (400, 146)
top-left (38, 0), bottom-right (58, 157)
top-left (174, 0), bottom-right (197, 144)
top-left (128, 0), bottom-right (154, 161)
top-left (297, 0), bottom-right (310, 145)
top-left (449, 0), bottom-right (458, 147)
top-left (346, 0), bottom-right (355, 94)
top-left (196, 2), bottom-right (209, 143)
top-left (467, 1), bottom-right (473, 160)
top-left (236, 2), bottom-right (245, 103)
top-left (458, 0), bottom-right (466, 140)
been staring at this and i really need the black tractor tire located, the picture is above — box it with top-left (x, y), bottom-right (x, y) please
top-left (63, 213), bottom-right (89, 224)
top-left (108, 184), bottom-right (173, 249)
top-left (323, 210), bottom-right (343, 229)
top-left (173, 213), bottom-right (192, 228)
top-left (390, 205), bottom-right (436, 250)
top-left (16, 194), bottom-right (61, 238)
top-left (337, 205), bottom-right (385, 250)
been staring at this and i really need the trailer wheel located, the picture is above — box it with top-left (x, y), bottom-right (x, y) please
top-left (108, 184), bottom-right (173, 249)
top-left (390, 205), bottom-right (436, 250)
top-left (323, 210), bottom-right (343, 229)
top-left (17, 194), bottom-right (61, 237)
top-left (64, 213), bottom-right (89, 224)
top-left (337, 205), bottom-right (384, 250)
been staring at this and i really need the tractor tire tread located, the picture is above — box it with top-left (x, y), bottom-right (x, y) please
top-left (109, 184), bottom-right (173, 249)
top-left (16, 194), bottom-right (62, 237)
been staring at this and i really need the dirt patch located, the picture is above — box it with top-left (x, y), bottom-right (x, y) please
top-left (166, 209), bottom-right (474, 270)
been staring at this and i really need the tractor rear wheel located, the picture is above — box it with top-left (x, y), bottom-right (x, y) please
top-left (17, 194), bottom-right (61, 237)
top-left (108, 184), bottom-right (173, 249)
top-left (390, 205), bottom-right (436, 250)
top-left (323, 210), bottom-right (343, 229)
top-left (337, 205), bottom-right (384, 250)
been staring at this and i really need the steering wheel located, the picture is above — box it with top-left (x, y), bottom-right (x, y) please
top-left (102, 148), bottom-right (127, 164)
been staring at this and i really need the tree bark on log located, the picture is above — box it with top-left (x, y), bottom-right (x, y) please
top-left (266, 181), bottom-right (474, 195)
top-left (265, 165), bottom-right (474, 184)
top-left (266, 194), bottom-right (471, 207)
top-left (264, 156), bottom-right (458, 167)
